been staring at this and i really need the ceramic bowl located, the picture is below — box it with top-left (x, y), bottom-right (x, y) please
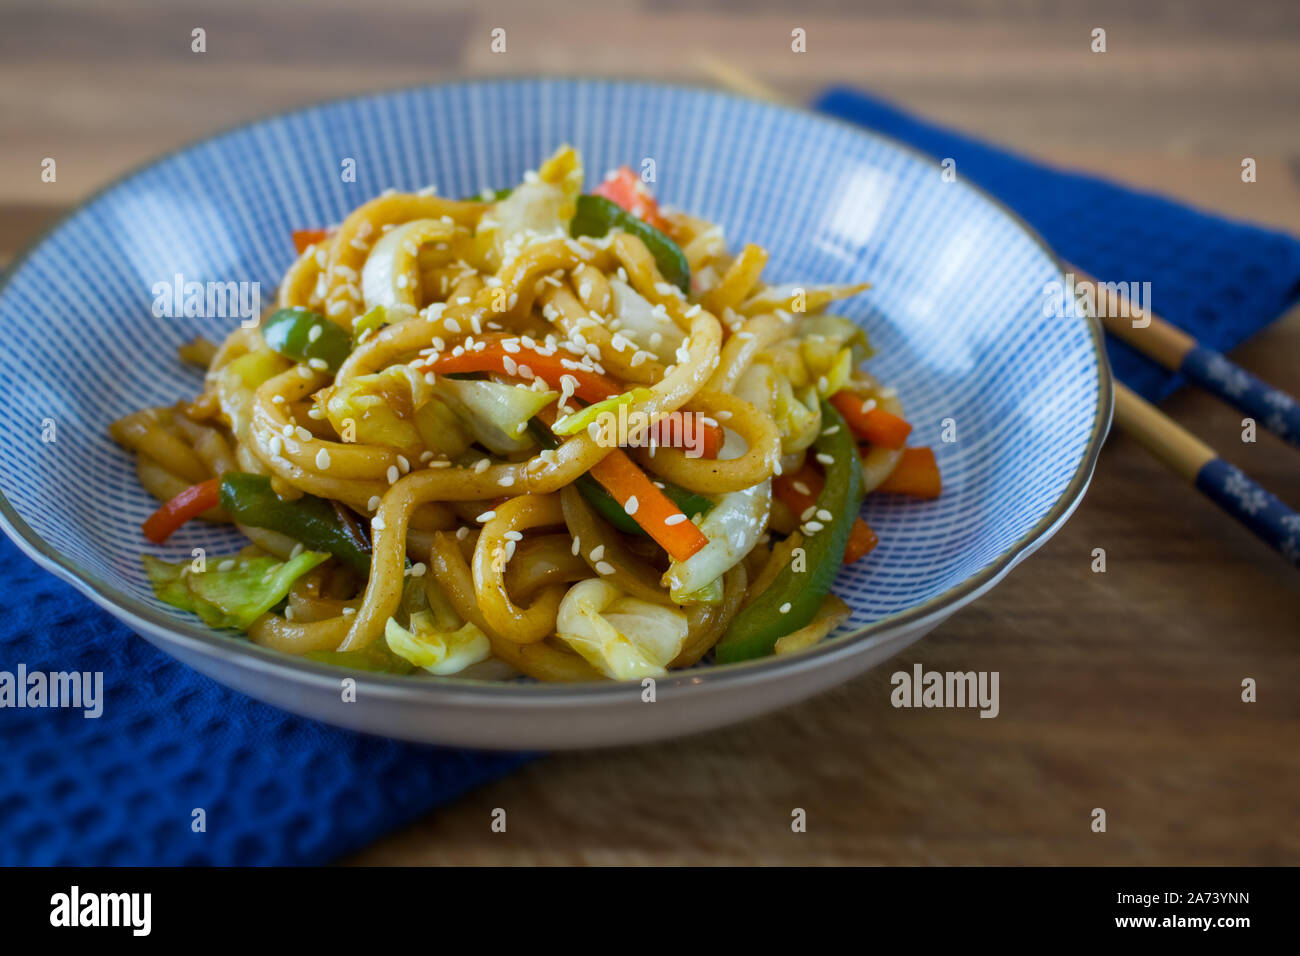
top-left (0, 79), bottom-right (1110, 749)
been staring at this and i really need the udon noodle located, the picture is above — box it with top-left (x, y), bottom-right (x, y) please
top-left (112, 147), bottom-right (940, 681)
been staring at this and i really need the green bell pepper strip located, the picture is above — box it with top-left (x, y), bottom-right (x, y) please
top-left (261, 306), bottom-right (353, 373)
top-left (218, 473), bottom-right (372, 576)
top-left (461, 187), bottom-right (513, 202)
top-left (569, 194), bottom-right (691, 294)
top-left (713, 399), bottom-right (863, 663)
top-left (525, 420), bottom-right (713, 534)
top-left (351, 304), bottom-right (388, 343)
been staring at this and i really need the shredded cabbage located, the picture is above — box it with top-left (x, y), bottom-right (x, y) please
top-left (384, 612), bottom-right (491, 675)
top-left (556, 579), bottom-right (688, 680)
top-left (361, 219), bottom-right (456, 316)
top-left (608, 278), bottom-right (685, 364)
top-left (317, 365), bottom-right (431, 453)
top-left (551, 386), bottom-right (652, 437)
top-left (433, 377), bottom-right (557, 454)
top-left (144, 550), bottom-right (329, 630)
top-left (662, 480), bottom-right (771, 599)
top-left (479, 145), bottom-right (584, 268)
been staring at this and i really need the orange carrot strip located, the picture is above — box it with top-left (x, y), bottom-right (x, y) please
top-left (292, 228), bottom-right (331, 255)
top-left (142, 478), bottom-right (220, 544)
top-left (874, 447), bottom-right (942, 499)
top-left (588, 449), bottom-right (708, 562)
top-left (830, 391), bottom-right (912, 449)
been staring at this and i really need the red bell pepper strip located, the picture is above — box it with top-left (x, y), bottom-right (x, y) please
top-left (422, 335), bottom-right (623, 404)
top-left (593, 166), bottom-right (674, 234)
top-left (142, 478), bottom-right (221, 544)
top-left (650, 412), bottom-right (723, 460)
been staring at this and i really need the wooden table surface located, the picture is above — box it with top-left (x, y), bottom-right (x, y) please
top-left (4, 0), bottom-right (1297, 865)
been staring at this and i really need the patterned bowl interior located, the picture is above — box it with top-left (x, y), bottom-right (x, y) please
top-left (0, 79), bottom-right (1101, 673)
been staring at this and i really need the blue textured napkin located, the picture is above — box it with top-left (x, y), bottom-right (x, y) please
top-left (6, 88), bottom-right (1300, 867)
top-left (0, 538), bottom-right (531, 865)
top-left (816, 87), bottom-right (1300, 400)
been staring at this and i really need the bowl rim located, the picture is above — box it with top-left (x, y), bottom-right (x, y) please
top-left (0, 75), bottom-right (1113, 703)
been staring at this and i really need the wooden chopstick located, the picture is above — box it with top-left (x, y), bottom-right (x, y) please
top-left (700, 58), bottom-right (1300, 568)
top-left (1114, 384), bottom-right (1299, 565)
top-left (1068, 264), bottom-right (1300, 448)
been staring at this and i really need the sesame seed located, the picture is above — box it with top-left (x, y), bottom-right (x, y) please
top-left (793, 481), bottom-right (811, 495)
top-left (315, 448), bottom-right (331, 469)
top-left (624, 495), bottom-right (639, 516)
top-left (816, 453), bottom-right (835, 466)
top-left (372, 515), bottom-right (386, 530)
top-left (779, 603), bottom-right (792, 614)
top-left (387, 465), bottom-right (399, 484)
top-left (397, 454), bottom-right (411, 474)
top-left (409, 562), bottom-right (427, 577)
top-left (816, 509), bottom-right (834, 521)
top-left (595, 561), bottom-right (616, 576)
top-left (309, 358), bottom-right (329, 371)
top-left (476, 510), bottom-right (496, 522)
top-left (504, 530), bottom-right (523, 542)
top-left (217, 559), bottom-right (236, 572)
top-left (474, 458), bottom-right (490, 474)
top-left (589, 545), bottom-right (606, 562)
top-left (571, 535), bottom-right (581, 556)
top-left (367, 496), bottom-right (381, 512)
top-left (664, 513), bottom-right (687, 526)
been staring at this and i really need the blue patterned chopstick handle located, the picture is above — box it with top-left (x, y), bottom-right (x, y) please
top-left (1181, 345), bottom-right (1300, 448)
top-left (1195, 459), bottom-right (1300, 567)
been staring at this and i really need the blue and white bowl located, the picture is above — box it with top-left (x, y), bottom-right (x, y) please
top-left (0, 79), bottom-right (1110, 748)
